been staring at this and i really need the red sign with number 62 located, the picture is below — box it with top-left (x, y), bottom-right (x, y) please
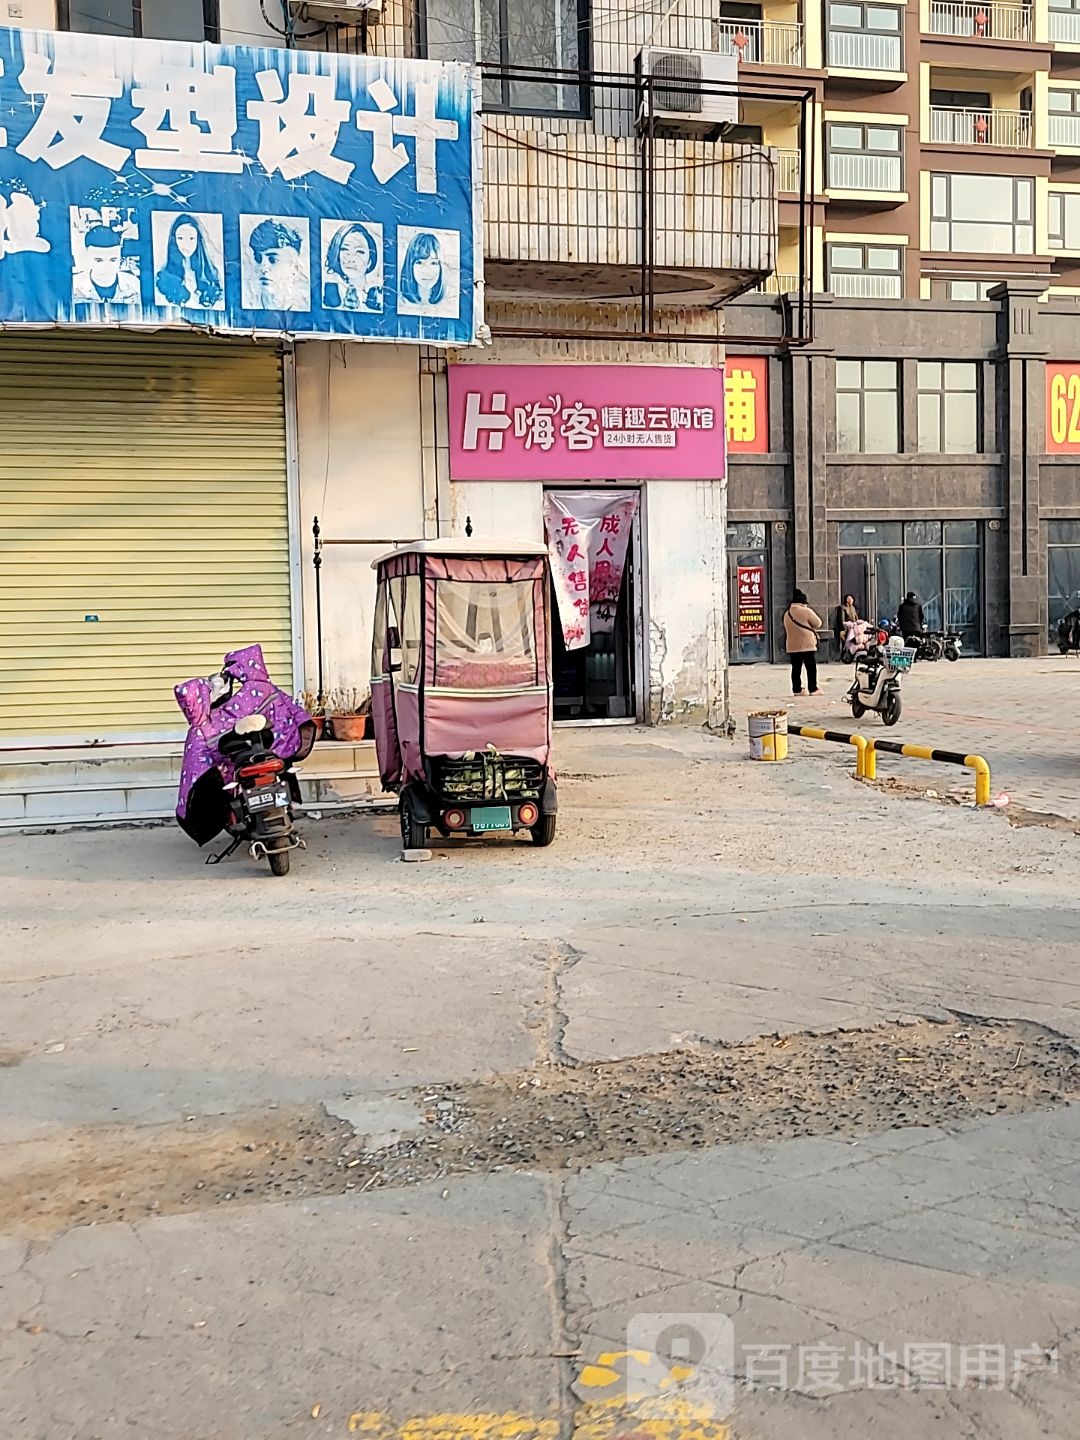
top-left (1047, 363), bottom-right (1080, 453)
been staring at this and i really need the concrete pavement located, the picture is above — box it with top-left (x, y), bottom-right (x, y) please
top-left (2, 660), bottom-right (1080, 1437)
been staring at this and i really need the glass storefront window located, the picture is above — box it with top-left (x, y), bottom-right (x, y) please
top-left (944, 520), bottom-right (978, 545)
top-left (1047, 522), bottom-right (1080, 640)
top-left (838, 519), bottom-right (982, 650)
top-left (905, 520), bottom-right (943, 546)
top-left (727, 524), bottom-right (769, 663)
top-left (838, 521), bottom-right (903, 548)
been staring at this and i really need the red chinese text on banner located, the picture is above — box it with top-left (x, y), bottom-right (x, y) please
top-left (544, 490), bottom-right (640, 651)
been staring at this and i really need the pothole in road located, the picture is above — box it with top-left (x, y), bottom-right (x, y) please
top-left (4, 1017), bottom-right (1077, 1236)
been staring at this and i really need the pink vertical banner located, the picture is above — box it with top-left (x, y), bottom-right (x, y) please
top-left (544, 490), bottom-right (639, 651)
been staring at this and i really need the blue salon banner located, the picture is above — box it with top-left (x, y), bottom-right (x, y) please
top-left (0, 26), bottom-right (482, 344)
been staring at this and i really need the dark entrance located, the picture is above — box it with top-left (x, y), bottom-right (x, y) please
top-left (548, 491), bottom-right (641, 723)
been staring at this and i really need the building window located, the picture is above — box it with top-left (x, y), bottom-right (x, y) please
top-left (930, 279), bottom-right (1000, 300)
top-left (1050, 0), bottom-right (1080, 46)
top-left (422, 0), bottom-right (590, 116)
top-left (835, 359), bottom-right (900, 453)
top-left (917, 361), bottom-right (979, 454)
top-left (826, 2), bottom-right (903, 72)
top-left (929, 173), bottom-right (1034, 255)
top-left (58, 0), bottom-right (218, 40)
top-left (1049, 89), bottom-right (1080, 148)
top-left (827, 242), bottom-right (904, 297)
top-left (826, 123), bottom-right (903, 191)
top-left (1049, 519), bottom-right (1080, 637)
top-left (1049, 192), bottom-right (1080, 251)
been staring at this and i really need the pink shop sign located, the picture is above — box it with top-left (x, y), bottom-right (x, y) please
top-left (448, 364), bottom-right (727, 482)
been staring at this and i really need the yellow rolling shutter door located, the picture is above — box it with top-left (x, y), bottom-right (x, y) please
top-left (0, 333), bottom-right (293, 738)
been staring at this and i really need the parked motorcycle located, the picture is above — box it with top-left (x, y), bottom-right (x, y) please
top-left (881, 619), bottom-right (961, 664)
top-left (1058, 609), bottom-right (1080, 655)
top-left (846, 634), bottom-right (913, 727)
top-left (175, 645), bottom-right (315, 876)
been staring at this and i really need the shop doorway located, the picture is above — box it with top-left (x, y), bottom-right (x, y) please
top-left (546, 488), bottom-right (643, 723)
top-left (727, 523), bottom-right (770, 663)
top-left (838, 520), bottom-right (983, 651)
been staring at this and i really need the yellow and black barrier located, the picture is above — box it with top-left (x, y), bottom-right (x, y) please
top-left (864, 738), bottom-right (992, 806)
top-left (792, 726), bottom-right (991, 806)
top-left (792, 726), bottom-right (870, 779)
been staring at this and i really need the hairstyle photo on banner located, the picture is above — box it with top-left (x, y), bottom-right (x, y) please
top-left (152, 212), bottom-right (225, 311)
top-left (240, 215), bottom-right (311, 312)
top-left (321, 219), bottom-right (383, 313)
top-left (396, 226), bottom-right (460, 319)
top-left (70, 204), bottom-right (141, 308)
top-left (0, 179), bottom-right (50, 258)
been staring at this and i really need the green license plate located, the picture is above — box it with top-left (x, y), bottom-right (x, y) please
top-left (472, 805), bottom-right (513, 832)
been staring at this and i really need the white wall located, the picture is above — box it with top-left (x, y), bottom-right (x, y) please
top-left (3, 1), bottom-right (56, 28)
top-left (294, 342), bottom-right (426, 700)
top-left (644, 478), bottom-right (728, 727)
top-left (219, 0), bottom-right (285, 46)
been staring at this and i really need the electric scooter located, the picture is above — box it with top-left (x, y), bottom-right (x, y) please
top-left (846, 634), bottom-right (913, 727)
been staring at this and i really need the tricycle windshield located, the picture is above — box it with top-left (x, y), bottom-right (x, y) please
top-left (435, 579), bottom-right (539, 689)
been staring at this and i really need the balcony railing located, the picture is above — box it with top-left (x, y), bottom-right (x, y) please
top-left (757, 271), bottom-right (801, 294)
top-left (928, 0), bottom-right (1033, 40)
top-left (829, 272), bottom-right (903, 298)
top-left (717, 19), bottom-right (805, 66)
top-left (826, 29), bottom-right (903, 71)
top-left (930, 105), bottom-right (1033, 147)
top-left (1050, 111), bottom-right (1080, 146)
top-left (1050, 7), bottom-right (1080, 42)
top-left (777, 148), bottom-right (801, 192)
top-left (827, 151), bottom-right (903, 191)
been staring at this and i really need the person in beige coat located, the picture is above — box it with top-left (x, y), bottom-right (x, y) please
top-left (783, 589), bottom-right (823, 697)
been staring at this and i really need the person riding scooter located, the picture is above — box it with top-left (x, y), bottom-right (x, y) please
top-left (897, 591), bottom-right (925, 645)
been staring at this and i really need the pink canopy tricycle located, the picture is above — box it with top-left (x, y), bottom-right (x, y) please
top-left (371, 539), bottom-right (557, 850)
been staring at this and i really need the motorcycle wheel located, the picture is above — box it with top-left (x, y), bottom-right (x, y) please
top-left (269, 849), bottom-right (291, 877)
top-left (882, 689), bottom-right (903, 727)
top-left (850, 699), bottom-right (866, 719)
top-left (945, 646), bottom-right (959, 662)
top-left (926, 638), bottom-right (944, 662)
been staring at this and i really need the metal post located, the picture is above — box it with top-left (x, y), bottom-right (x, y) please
top-left (312, 514), bottom-right (325, 706)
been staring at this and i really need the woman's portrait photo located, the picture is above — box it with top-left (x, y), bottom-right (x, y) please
top-left (152, 213), bottom-right (225, 311)
top-left (321, 220), bottom-right (383, 313)
top-left (396, 226), bottom-right (460, 320)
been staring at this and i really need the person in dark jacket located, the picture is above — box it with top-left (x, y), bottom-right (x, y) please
top-left (897, 592), bottom-right (924, 642)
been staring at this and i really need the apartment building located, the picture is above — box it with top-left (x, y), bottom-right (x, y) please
top-left (723, 0), bottom-right (1080, 298)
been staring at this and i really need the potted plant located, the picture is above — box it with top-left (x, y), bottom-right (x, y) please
top-left (326, 687), bottom-right (372, 742)
top-left (297, 690), bottom-right (328, 741)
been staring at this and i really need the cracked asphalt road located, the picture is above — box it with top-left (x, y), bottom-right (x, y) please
top-left (3, 662), bottom-right (1080, 1438)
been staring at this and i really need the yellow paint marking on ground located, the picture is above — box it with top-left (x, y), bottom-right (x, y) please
top-left (344, 1401), bottom-right (729, 1440)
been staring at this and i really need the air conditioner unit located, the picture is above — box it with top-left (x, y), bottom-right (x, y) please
top-left (289, 0), bottom-right (382, 21)
top-left (636, 47), bottom-right (739, 139)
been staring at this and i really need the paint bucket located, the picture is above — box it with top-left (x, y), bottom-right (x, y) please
top-left (748, 710), bottom-right (788, 762)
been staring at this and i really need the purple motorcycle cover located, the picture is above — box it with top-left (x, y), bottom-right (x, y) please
top-left (175, 644), bottom-right (311, 822)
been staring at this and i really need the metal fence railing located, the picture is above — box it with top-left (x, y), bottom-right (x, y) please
top-left (930, 105), bottom-right (1033, 148)
top-left (717, 20), bottom-right (805, 66)
top-left (929, 0), bottom-right (1033, 39)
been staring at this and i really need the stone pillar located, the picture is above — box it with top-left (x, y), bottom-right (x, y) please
top-left (789, 343), bottom-right (831, 624)
top-left (990, 281), bottom-right (1046, 657)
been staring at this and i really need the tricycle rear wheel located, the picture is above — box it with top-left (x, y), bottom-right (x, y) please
top-left (530, 813), bottom-right (557, 847)
top-left (400, 802), bottom-right (427, 851)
